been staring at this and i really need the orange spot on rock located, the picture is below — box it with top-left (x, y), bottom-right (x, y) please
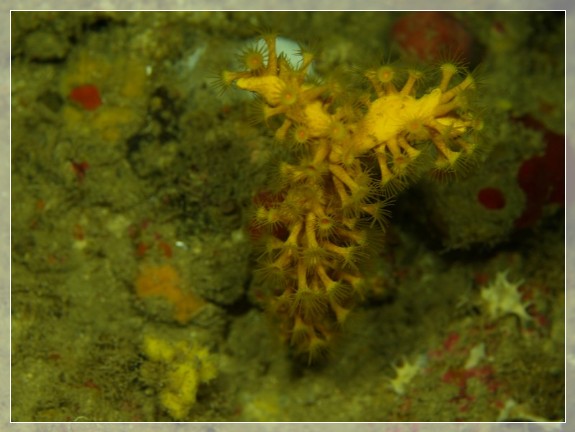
top-left (72, 223), bottom-right (85, 240)
top-left (135, 264), bottom-right (205, 324)
top-left (71, 160), bottom-right (90, 183)
top-left (136, 242), bottom-right (149, 258)
top-left (157, 240), bottom-right (173, 258)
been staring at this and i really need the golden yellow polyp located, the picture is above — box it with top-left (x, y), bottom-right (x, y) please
top-left (236, 75), bottom-right (285, 105)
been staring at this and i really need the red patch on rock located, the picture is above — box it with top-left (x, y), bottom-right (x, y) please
top-left (391, 12), bottom-right (476, 63)
top-left (478, 187), bottom-right (506, 210)
top-left (513, 115), bottom-right (565, 229)
top-left (69, 84), bottom-right (102, 110)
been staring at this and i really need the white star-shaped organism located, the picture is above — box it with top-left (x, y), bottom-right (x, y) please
top-left (480, 270), bottom-right (532, 325)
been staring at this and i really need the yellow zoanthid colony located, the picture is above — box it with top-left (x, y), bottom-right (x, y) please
top-left (142, 335), bottom-right (217, 420)
top-left (221, 33), bottom-right (485, 360)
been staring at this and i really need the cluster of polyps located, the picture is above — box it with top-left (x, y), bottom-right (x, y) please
top-left (220, 33), bottom-right (484, 360)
